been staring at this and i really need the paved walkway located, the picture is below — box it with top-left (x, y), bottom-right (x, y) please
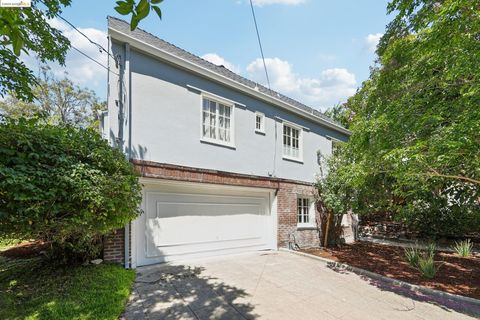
top-left (122, 251), bottom-right (476, 320)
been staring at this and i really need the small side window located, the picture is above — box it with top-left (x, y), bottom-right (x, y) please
top-left (255, 112), bottom-right (265, 133)
top-left (297, 197), bottom-right (315, 228)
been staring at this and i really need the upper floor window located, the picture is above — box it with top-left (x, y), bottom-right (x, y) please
top-left (283, 123), bottom-right (302, 161)
top-left (202, 96), bottom-right (233, 146)
top-left (255, 112), bottom-right (265, 133)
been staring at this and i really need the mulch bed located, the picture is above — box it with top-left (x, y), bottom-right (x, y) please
top-left (302, 241), bottom-right (480, 300)
top-left (0, 241), bottom-right (48, 259)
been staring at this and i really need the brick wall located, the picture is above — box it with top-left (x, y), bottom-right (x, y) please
top-left (103, 228), bottom-right (124, 264)
top-left (104, 161), bottom-right (322, 264)
top-left (277, 182), bottom-right (321, 249)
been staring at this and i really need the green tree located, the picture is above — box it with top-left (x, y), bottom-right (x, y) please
top-left (324, 103), bottom-right (354, 129)
top-left (0, 118), bottom-right (142, 262)
top-left (336, 0), bottom-right (480, 237)
top-left (0, 67), bottom-right (105, 128)
top-left (316, 146), bottom-right (354, 246)
top-left (0, 0), bottom-right (163, 101)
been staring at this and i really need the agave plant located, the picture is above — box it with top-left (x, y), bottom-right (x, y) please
top-left (417, 253), bottom-right (438, 279)
top-left (404, 246), bottom-right (420, 268)
top-left (452, 239), bottom-right (473, 257)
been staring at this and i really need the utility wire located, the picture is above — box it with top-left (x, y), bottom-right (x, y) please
top-left (70, 44), bottom-right (118, 76)
top-left (249, 0), bottom-right (271, 90)
top-left (37, 0), bottom-right (115, 60)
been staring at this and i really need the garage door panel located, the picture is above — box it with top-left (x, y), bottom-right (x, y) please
top-left (141, 189), bottom-right (273, 263)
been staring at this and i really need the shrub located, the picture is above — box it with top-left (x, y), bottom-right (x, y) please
top-left (452, 239), bottom-right (473, 257)
top-left (426, 242), bottom-right (436, 257)
top-left (404, 246), bottom-right (420, 268)
top-left (0, 117), bottom-right (142, 263)
top-left (417, 253), bottom-right (438, 279)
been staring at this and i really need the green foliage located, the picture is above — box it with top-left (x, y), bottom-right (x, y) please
top-left (417, 253), bottom-right (438, 279)
top-left (332, 0), bottom-right (480, 237)
top-left (115, 0), bottom-right (163, 30)
top-left (0, 67), bottom-right (106, 129)
top-left (324, 103), bottom-right (353, 129)
top-left (0, 1), bottom-right (71, 101)
top-left (0, 118), bottom-right (142, 262)
top-left (426, 242), bottom-right (436, 257)
top-left (0, 0), bottom-right (164, 101)
top-left (404, 246), bottom-right (420, 268)
top-left (0, 256), bottom-right (135, 319)
top-left (452, 239), bottom-right (473, 258)
top-left (0, 238), bottom-right (23, 251)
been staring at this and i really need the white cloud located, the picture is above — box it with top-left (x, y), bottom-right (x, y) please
top-left (201, 53), bottom-right (240, 74)
top-left (247, 57), bottom-right (357, 110)
top-left (251, 0), bottom-right (306, 6)
top-left (365, 33), bottom-right (383, 53)
top-left (21, 18), bottom-right (108, 98)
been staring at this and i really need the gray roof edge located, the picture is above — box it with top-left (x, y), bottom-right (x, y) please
top-left (107, 16), bottom-right (350, 134)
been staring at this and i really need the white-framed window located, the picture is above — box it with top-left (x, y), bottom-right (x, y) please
top-left (297, 197), bottom-right (315, 228)
top-left (201, 96), bottom-right (234, 147)
top-left (255, 112), bottom-right (265, 133)
top-left (283, 123), bottom-right (302, 161)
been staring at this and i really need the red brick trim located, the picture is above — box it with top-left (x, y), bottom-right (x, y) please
top-left (131, 159), bottom-right (313, 189)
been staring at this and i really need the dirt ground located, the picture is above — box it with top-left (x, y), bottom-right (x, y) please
top-left (0, 241), bottom-right (48, 259)
top-left (303, 241), bottom-right (480, 300)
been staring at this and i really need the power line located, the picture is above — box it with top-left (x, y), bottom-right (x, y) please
top-left (249, 0), bottom-right (271, 90)
top-left (70, 44), bottom-right (118, 76)
top-left (37, 0), bottom-right (115, 60)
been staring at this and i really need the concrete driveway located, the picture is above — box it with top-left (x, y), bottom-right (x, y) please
top-left (122, 251), bottom-right (475, 320)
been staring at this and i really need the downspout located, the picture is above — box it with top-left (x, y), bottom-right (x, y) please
top-left (123, 43), bottom-right (131, 269)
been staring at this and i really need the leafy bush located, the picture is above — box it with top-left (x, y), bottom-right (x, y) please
top-left (404, 246), bottom-right (420, 268)
top-left (0, 117), bottom-right (142, 262)
top-left (452, 239), bottom-right (473, 258)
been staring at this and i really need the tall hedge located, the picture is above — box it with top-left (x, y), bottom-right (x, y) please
top-left (0, 118), bottom-right (142, 262)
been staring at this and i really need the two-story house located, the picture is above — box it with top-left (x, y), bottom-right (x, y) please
top-left (103, 17), bottom-right (350, 268)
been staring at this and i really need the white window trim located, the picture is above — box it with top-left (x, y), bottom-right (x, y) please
top-left (200, 93), bottom-right (236, 148)
top-left (282, 121), bottom-right (303, 163)
top-left (297, 197), bottom-right (316, 229)
top-left (255, 111), bottom-right (265, 134)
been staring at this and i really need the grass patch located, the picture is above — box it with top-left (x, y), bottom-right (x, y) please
top-left (0, 239), bottom-right (24, 251)
top-left (0, 256), bottom-right (135, 320)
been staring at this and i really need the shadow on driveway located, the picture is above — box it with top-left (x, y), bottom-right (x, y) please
top-left (122, 264), bottom-right (255, 320)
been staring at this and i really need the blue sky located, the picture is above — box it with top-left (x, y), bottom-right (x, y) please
top-left (46, 0), bottom-right (392, 111)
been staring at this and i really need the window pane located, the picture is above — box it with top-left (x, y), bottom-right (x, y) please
top-left (225, 106), bottom-right (230, 119)
top-left (203, 98), bottom-right (209, 111)
top-left (202, 111), bottom-right (209, 138)
top-left (219, 104), bottom-right (225, 117)
top-left (225, 118), bottom-right (230, 142)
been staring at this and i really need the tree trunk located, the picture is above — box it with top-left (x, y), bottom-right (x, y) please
top-left (324, 210), bottom-right (333, 248)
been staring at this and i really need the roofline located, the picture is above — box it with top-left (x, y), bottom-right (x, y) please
top-left (108, 27), bottom-right (351, 136)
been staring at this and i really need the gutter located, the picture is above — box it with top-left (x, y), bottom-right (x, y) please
top-left (108, 28), bottom-right (351, 137)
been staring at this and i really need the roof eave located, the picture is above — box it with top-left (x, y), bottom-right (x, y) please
top-left (108, 27), bottom-right (351, 136)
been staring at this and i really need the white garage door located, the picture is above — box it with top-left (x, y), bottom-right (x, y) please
top-left (134, 180), bottom-right (276, 266)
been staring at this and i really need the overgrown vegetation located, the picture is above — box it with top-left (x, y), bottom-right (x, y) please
top-left (0, 256), bottom-right (135, 319)
top-left (322, 0), bottom-right (480, 238)
top-left (452, 239), bottom-right (473, 258)
top-left (0, 118), bottom-right (142, 263)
